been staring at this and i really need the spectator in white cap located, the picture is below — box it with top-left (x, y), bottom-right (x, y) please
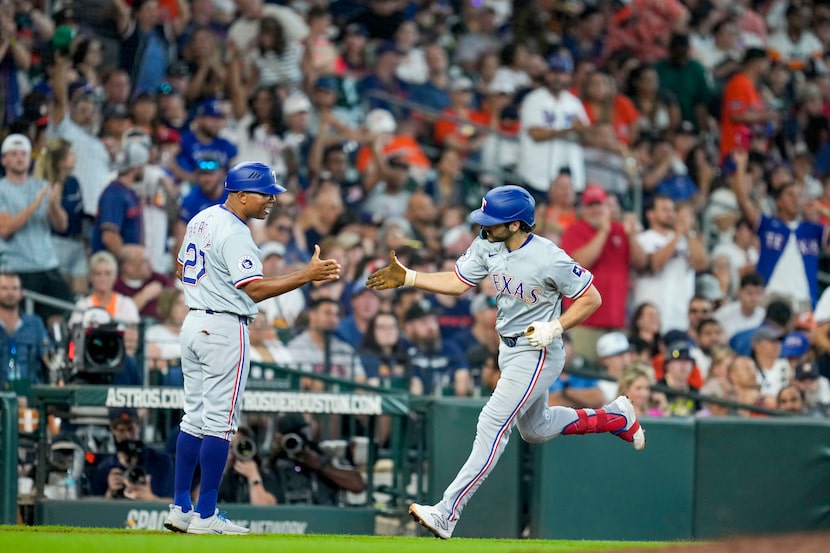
top-left (257, 240), bottom-right (306, 330)
top-left (595, 331), bottom-right (632, 402)
top-left (0, 133), bottom-right (73, 325)
top-left (282, 93), bottom-right (313, 157)
top-left (357, 108), bottom-right (430, 184)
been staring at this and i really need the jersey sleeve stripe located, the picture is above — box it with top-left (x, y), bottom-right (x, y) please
top-left (454, 266), bottom-right (477, 287)
top-left (569, 274), bottom-right (594, 300)
top-left (234, 275), bottom-right (263, 288)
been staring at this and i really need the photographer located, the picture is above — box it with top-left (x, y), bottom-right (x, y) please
top-left (265, 413), bottom-right (364, 505)
top-left (217, 427), bottom-right (277, 505)
top-left (91, 408), bottom-right (173, 501)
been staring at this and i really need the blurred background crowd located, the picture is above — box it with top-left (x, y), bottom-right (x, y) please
top-left (3, 0), bottom-right (830, 494)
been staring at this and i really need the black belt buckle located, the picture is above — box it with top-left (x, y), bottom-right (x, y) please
top-left (501, 335), bottom-right (519, 347)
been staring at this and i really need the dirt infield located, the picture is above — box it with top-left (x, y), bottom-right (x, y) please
top-left (604, 531), bottom-right (830, 553)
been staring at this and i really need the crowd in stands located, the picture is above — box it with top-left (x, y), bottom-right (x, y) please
top-left (6, 0), bottom-right (830, 494)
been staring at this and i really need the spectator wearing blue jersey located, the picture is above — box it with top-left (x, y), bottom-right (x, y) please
top-left (357, 42), bottom-right (410, 113)
top-left (173, 100), bottom-right (238, 183)
top-left (732, 149), bottom-right (828, 310)
top-left (336, 281), bottom-right (381, 349)
top-left (173, 156), bottom-right (228, 254)
top-left (91, 140), bottom-right (149, 257)
top-left (402, 299), bottom-right (471, 397)
top-left (0, 272), bottom-right (54, 398)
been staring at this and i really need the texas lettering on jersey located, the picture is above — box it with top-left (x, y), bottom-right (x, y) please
top-left (490, 272), bottom-right (542, 305)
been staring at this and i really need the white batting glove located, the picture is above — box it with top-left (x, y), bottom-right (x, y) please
top-left (525, 319), bottom-right (564, 349)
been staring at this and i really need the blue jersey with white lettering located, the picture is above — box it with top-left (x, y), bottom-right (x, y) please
top-left (756, 214), bottom-right (826, 307)
top-left (177, 204), bottom-right (263, 318)
top-left (454, 234), bottom-right (593, 337)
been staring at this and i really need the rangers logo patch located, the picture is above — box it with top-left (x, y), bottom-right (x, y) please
top-left (238, 256), bottom-right (257, 273)
top-left (572, 265), bottom-right (585, 277)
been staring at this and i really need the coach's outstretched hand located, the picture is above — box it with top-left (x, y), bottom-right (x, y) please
top-left (305, 244), bottom-right (342, 282)
top-left (366, 250), bottom-right (411, 290)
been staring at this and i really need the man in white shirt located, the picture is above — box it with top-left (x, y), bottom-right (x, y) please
top-left (750, 326), bottom-right (791, 407)
top-left (768, 4), bottom-right (823, 72)
top-left (518, 53), bottom-right (592, 197)
top-left (714, 272), bottom-right (766, 340)
top-left (632, 196), bottom-right (709, 333)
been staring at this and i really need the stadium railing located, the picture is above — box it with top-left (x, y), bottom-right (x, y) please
top-left (0, 392), bottom-right (19, 525)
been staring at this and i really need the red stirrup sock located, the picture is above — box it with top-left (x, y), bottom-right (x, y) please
top-left (562, 408), bottom-right (629, 439)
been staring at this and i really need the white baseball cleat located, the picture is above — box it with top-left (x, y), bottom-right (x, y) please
top-left (606, 395), bottom-right (646, 451)
top-left (409, 503), bottom-right (457, 539)
top-left (186, 509), bottom-right (250, 535)
top-left (163, 504), bottom-right (193, 533)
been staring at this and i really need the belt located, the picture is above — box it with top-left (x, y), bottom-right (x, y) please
top-left (500, 333), bottom-right (525, 348)
top-left (190, 308), bottom-right (251, 326)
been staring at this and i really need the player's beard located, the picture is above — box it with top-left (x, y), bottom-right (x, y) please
top-left (480, 225), bottom-right (510, 243)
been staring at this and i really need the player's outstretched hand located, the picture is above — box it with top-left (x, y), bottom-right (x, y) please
top-left (525, 319), bottom-right (564, 349)
top-left (366, 250), bottom-right (408, 290)
top-left (306, 244), bottom-right (342, 282)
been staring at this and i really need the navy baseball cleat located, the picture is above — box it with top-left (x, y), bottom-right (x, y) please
top-left (409, 503), bottom-right (457, 539)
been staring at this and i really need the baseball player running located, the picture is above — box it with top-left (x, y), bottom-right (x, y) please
top-left (164, 161), bottom-right (341, 534)
top-left (366, 185), bottom-right (645, 540)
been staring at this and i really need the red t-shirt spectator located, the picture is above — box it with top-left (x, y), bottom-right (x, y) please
top-left (560, 219), bottom-right (630, 328)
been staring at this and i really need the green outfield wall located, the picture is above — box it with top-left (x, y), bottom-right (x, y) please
top-left (423, 398), bottom-right (524, 538)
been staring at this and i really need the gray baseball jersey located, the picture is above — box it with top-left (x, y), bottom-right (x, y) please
top-left (454, 234), bottom-right (594, 337)
top-left (434, 233), bottom-right (596, 522)
top-left (176, 204), bottom-right (263, 440)
top-left (177, 205), bottom-right (263, 319)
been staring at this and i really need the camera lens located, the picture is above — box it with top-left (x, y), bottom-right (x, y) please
top-left (281, 433), bottom-right (304, 457)
top-left (233, 438), bottom-right (257, 461)
top-left (126, 466), bottom-right (147, 486)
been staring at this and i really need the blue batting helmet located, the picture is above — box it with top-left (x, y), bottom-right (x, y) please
top-left (224, 161), bottom-right (287, 195)
top-left (470, 185), bottom-right (536, 227)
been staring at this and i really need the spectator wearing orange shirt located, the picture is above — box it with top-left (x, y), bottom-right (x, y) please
top-left (581, 70), bottom-right (640, 146)
top-left (356, 109), bottom-right (430, 187)
top-left (433, 77), bottom-right (490, 156)
top-left (535, 169), bottom-right (577, 241)
top-left (719, 48), bottom-right (778, 161)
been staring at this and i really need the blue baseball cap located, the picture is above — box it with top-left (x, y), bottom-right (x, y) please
top-left (547, 53), bottom-right (573, 73)
top-left (315, 76), bottom-right (339, 91)
top-left (196, 99), bottom-right (224, 118)
top-left (344, 22), bottom-right (368, 37)
top-left (781, 332), bottom-right (811, 358)
top-left (376, 41), bottom-right (403, 57)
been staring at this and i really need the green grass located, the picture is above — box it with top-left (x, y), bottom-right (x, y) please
top-left (0, 526), bottom-right (681, 553)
